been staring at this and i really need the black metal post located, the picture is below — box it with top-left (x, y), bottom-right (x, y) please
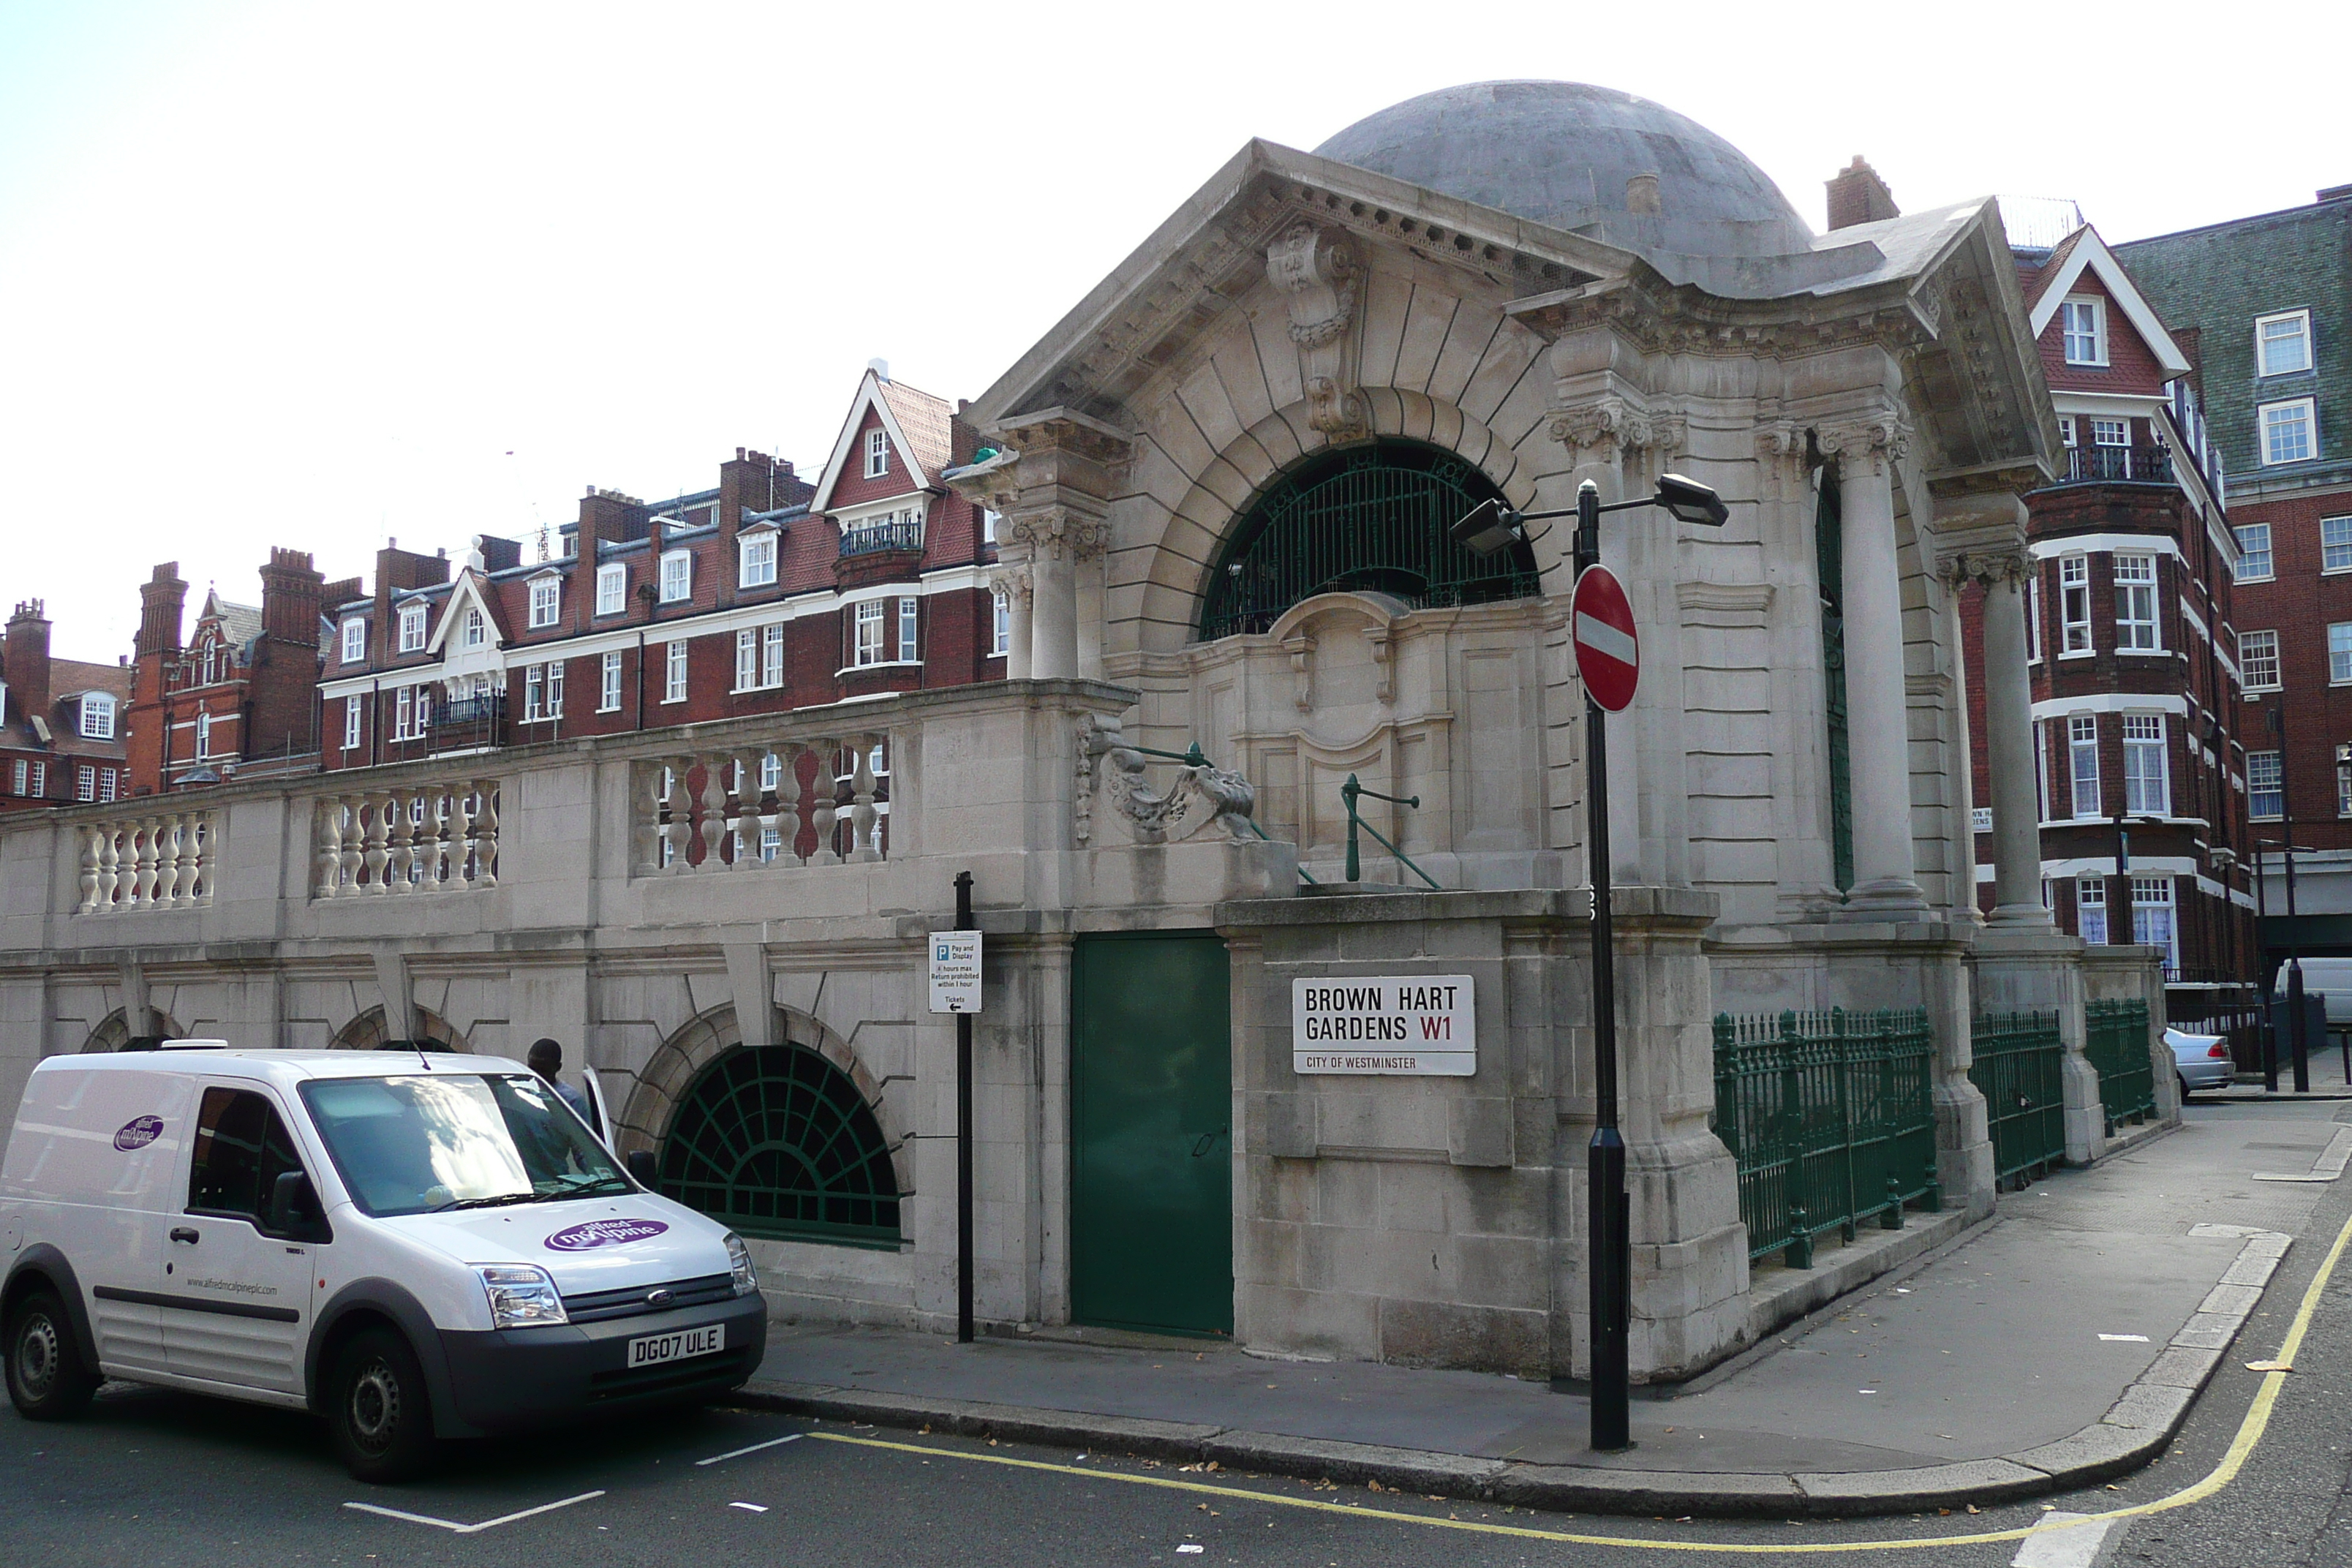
top-left (2255, 841), bottom-right (2277, 1093)
top-left (1575, 478), bottom-right (1630, 1453)
top-left (955, 869), bottom-right (976, 1343)
top-left (2114, 809), bottom-right (2133, 947)
top-left (2273, 706), bottom-right (2308, 1091)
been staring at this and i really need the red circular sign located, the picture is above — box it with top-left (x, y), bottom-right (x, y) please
top-left (1571, 565), bottom-right (1640, 712)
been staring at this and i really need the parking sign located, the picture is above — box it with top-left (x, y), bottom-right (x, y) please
top-left (929, 930), bottom-right (982, 1013)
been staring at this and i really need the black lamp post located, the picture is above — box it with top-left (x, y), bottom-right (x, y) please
top-left (2269, 704), bottom-right (2309, 1092)
top-left (1452, 471), bottom-right (1728, 1454)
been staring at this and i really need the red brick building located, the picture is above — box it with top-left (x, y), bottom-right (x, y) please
top-left (0, 600), bottom-right (131, 812)
top-left (318, 366), bottom-right (1005, 780)
top-left (1959, 218), bottom-right (2257, 1006)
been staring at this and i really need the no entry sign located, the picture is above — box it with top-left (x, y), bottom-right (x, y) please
top-left (1571, 564), bottom-right (1639, 712)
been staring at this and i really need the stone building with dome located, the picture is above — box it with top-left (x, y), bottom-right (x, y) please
top-left (0, 82), bottom-right (2171, 1390)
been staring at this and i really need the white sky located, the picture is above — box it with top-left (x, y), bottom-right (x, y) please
top-left (3, 0), bottom-right (2342, 660)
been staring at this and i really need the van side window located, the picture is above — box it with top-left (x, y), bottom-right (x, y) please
top-left (188, 1087), bottom-right (304, 1224)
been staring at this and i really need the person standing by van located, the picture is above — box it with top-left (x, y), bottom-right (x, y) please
top-left (527, 1038), bottom-right (592, 1125)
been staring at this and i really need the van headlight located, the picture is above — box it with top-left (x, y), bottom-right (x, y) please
top-left (725, 1232), bottom-right (758, 1297)
top-left (477, 1264), bottom-right (569, 1328)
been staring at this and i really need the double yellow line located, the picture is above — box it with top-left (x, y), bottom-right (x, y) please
top-left (808, 1205), bottom-right (2352, 1554)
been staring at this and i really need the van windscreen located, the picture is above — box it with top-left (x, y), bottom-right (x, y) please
top-left (299, 1074), bottom-right (628, 1218)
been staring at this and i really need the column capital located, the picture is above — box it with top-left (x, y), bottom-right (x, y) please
top-left (1548, 396), bottom-right (1684, 460)
top-left (1004, 506), bottom-right (1108, 562)
top-left (984, 565), bottom-right (1033, 608)
top-left (1816, 415), bottom-right (1912, 475)
top-left (1940, 549), bottom-right (2032, 590)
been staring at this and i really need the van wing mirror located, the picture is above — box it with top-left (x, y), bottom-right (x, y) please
top-left (268, 1169), bottom-right (323, 1239)
top-left (625, 1150), bottom-right (660, 1191)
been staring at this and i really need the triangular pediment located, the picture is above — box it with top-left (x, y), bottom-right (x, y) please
top-left (423, 570), bottom-right (510, 656)
top-left (2024, 225), bottom-right (2191, 380)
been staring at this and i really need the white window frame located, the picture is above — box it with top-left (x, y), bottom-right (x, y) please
top-left (394, 687), bottom-right (413, 740)
top-left (523, 665), bottom-right (546, 721)
top-left (2324, 516), bottom-right (2352, 575)
top-left (2234, 523), bottom-right (2274, 583)
top-left (2069, 713), bottom-right (2101, 819)
top-left (2090, 418), bottom-right (2129, 448)
top-left (599, 649), bottom-right (623, 712)
top-left (528, 577), bottom-right (561, 629)
top-left (75, 764), bottom-right (95, 802)
top-left (897, 596), bottom-right (919, 663)
top-left (545, 660), bottom-right (564, 718)
top-left (2076, 875), bottom-right (2108, 946)
top-left (992, 590), bottom-right (1011, 657)
top-left (762, 624), bottom-right (785, 687)
top-left (2131, 875), bottom-right (2179, 970)
top-left (26, 761), bottom-right (42, 798)
top-left (2260, 398), bottom-right (2317, 467)
top-left (2058, 415), bottom-right (2076, 448)
top-left (342, 696), bottom-right (363, 751)
top-left (2060, 296), bottom-right (2108, 366)
top-left (397, 601), bottom-right (427, 652)
top-left (853, 600), bottom-right (887, 667)
top-left (341, 617), bottom-right (366, 664)
top-left (2114, 553), bottom-right (2160, 652)
top-left (2035, 718), bottom-right (2051, 821)
top-left (98, 767), bottom-right (116, 804)
top-left (659, 549), bottom-right (693, 603)
top-left (864, 427), bottom-right (889, 478)
top-left (2256, 309), bottom-right (2314, 377)
top-left (10, 759), bottom-right (23, 795)
top-left (2122, 713), bottom-right (2169, 815)
top-left (464, 608), bottom-right (487, 649)
top-left (739, 531), bottom-right (777, 589)
top-left (79, 693), bottom-right (116, 739)
top-left (2059, 554), bottom-right (2092, 656)
top-left (2250, 750), bottom-right (2284, 821)
top-left (734, 629), bottom-right (758, 690)
top-left (664, 639), bottom-right (688, 704)
top-left (2332, 622), bottom-right (2352, 685)
top-left (196, 709), bottom-right (212, 758)
top-left (2240, 629), bottom-right (2280, 692)
top-left (595, 563), bottom-right (627, 617)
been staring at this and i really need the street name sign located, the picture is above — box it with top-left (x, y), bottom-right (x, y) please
top-left (1292, 976), bottom-right (1475, 1075)
top-left (1571, 564), bottom-right (1639, 713)
top-left (929, 930), bottom-right (982, 1013)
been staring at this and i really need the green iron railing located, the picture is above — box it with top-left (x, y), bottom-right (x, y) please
top-left (1340, 772), bottom-right (1440, 890)
top-left (1711, 1008), bottom-right (1940, 1269)
top-left (2085, 998), bottom-right (2156, 1132)
top-left (1968, 1010), bottom-right (2067, 1187)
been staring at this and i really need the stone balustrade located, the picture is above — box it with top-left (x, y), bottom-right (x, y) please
top-left (312, 780), bottom-right (501, 898)
top-left (75, 811), bottom-right (216, 913)
top-left (633, 731), bottom-right (891, 876)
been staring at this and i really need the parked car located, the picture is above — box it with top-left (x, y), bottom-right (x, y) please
top-left (1, 1043), bottom-right (764, 1482)
top-left (2167, 1027), bottom-right (2234, 1097)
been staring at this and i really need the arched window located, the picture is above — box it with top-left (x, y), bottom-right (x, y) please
top-left (658, 1044), bottom-right (901, 1248)
top-left (1197, 439), bottom-right (1537, 641)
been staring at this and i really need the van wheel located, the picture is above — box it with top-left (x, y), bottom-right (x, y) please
top-left (5, 1289), bottom-right (97, 1420)
top-left (328, 1327), bottom-right (437, 1483)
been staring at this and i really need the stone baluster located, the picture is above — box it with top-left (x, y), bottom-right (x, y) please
top-left (315, 799), bottom-right (344, 899)
top-left (129, 817), bottom-right (157, 905)
top-left (729, 753), bottom-right (762, 871)
top-left (445, 790), bottom-right (474, 886)
top-left (338, 797), bottom-right (366, 893)
top-left (417, 793), bottom-right (446, 886)
top-left (385, 791), bottom-right (415, 893)
top-left (92, 825), bottom-right (120, 908)
top-left (470, 783), bottom-right (500, 888)
top-left (809, 742), bottom-right (842, 867)
top-left (162, 815), bottom-right (192, 908)
top-left (698, 753), bottom-right (731, 869)
top-left (633, 763), bottom-right (665, 876)
top-left (360, 798), bottom-right (390, 893)
top-left (772, 747), bottom-right (802, 867)
top-left (847, 738), bottom-right (881, 864)
top-left (663, 758), bottom-right (695, 872)
top-left (188, 817), bottom-right (210, 903)
top-left (77, 826), bottom-right (100, 913)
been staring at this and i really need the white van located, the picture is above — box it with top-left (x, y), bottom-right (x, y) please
top-left (0, 1045), bottom-right (766, 1482)
top-left (2272, 958), bottom-right (2352, 1025)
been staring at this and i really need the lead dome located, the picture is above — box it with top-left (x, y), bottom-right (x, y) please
top-left (1314, 80), bottom-right (1815, 260)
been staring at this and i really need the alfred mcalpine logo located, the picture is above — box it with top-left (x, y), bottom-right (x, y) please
top-left (545, 1217), bottom-right (669, 1252)
top-left (113, 1115), bottom-right (165, 1151)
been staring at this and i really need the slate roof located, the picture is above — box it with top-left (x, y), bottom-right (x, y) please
top-left (878, 378), bottom-right (957, 478)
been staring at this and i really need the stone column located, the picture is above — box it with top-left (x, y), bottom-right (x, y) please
top-left (1019, 510), bottom-right (1079, 680)
top-left (1976, 555), bottom-right (2051, 928)
top-left (1825, 421), bottom-right (1923, 913)
top-left (990, 565), bottom-right (1033, 681)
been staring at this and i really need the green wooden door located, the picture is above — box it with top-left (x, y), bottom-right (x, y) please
top-left (1069, 931), bottom-right (1233, 1336)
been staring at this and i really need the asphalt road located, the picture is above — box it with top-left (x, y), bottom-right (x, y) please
top-left (4, 1099), bottom-right (2347, 1567)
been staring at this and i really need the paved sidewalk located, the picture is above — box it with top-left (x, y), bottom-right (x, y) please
top-left (742, 1098), bottom-right (2352, 1516)
top-left (2204, 1036), bottom-right (2352, 1101)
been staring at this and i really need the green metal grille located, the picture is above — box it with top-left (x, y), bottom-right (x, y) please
top-left (1814, 472), bottom-right (1855, 892)
top-left (1197, 440), bottom-right (1538, 641)
top-left (2085, 998), bottom-right (2156, 1131)
top-left (658, 1044), bottom-right (901, 1248)
top-left (1968, 1010), bottom-right (2067, 1187)
top-left (1711, 1008), bottom-right (1940, 1268)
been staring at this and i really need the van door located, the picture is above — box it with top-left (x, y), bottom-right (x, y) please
top-left (159, 1086), bottom-right (321, 1395)
top-left (66, 1067), bottom-right (193, 1379)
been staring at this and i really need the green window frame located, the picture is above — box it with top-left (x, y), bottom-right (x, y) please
top-left (1197, 440), bottom-right (1537, 641)
top-left (657, 1043), bottom-right (902, 1248)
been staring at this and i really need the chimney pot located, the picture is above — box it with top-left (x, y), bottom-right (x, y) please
top-left (1825, 156), bottom-right (1899, 231)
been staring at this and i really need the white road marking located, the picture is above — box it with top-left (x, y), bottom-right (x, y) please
top-left (698, 1432), bottom-right (806, 1466)
top-left (729, 1501), bottom-right (769, 1512)
top-left (342, 1490), bottom-right (605, 1534)
top-left (2010, 1509), bottom-right (2122, 1567)
top-left (2097, 1333), bottom-right (2149, 1342)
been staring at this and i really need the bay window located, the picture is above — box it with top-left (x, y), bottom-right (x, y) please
top-left (2114, 554), bottom-right (2158, 651)
top-left (2059, 555), bottom-right (2092, 655)
top-left (2069, 713), bottom-right (2100, 818)
top-left (2122, 713), bottom-right (2168, 815)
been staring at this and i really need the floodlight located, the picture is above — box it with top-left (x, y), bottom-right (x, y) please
top-left (1654, 473), bottom-right (1729, 527)
top-left (1450, 497), bottom-right (1523, 557)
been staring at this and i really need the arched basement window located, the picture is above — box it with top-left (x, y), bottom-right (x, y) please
top-left (1197, 439), bottom-right (1539, 641)
top-left (658, 1043), bottom-right (902, 1248)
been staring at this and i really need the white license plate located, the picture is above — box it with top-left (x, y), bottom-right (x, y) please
top-left (627, 1323), bottom-right (725, 1368)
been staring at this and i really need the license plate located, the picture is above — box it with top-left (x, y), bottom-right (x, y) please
top-left (627, 1323), bottom-right (725, 1368)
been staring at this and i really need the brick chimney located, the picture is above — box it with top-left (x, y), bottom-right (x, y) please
top-left (127, 566), bottom-right (187, 795)
top-left (369, 543), bottom-right (453, 660)
top-left (576, 489), bottom-right (648, 630)
top-left (249, 548), bottom-right (325, 766)
top-left (137, 562), bottom-right (187, 660)
top-left (259, 548), bottom-right (323, 644)
top-left (5, 600), bottom-right (53, 728)
top-left (1826, 156), bottom-right (1899, 230)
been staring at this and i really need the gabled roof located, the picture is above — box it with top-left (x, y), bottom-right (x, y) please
top-left (2018, 226), bottom-right (2089, 313)
top-left (197, 589), bottom-right (264, 651)
top-left (423, 570), bottom-right (513, 655)
top-left (2021, 225), bottom-right (2192, 379)
top-left (807, 369), bottom-right (956, 511)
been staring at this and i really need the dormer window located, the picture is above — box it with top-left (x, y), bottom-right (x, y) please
top-left (596, 563), bottom-right (627, 617)
top-left (659, 549), bottom-right (692, 603)
top-left (2060, 297), bottom-right (2107, 366)
top-left (464, 608), bottom-right (487, 649)
top-left (397, 600), bottom-right (428, 652)
top-left (341, 617), bottom-right (366, 664)
top-left (864, 428), bottom-right (889, 478)
top-left (78, 692), bottom-right (116, 740)
top-left (2257, 309), bottom-right (2313, 377)
top-left (739, 530), bottom-right (777, 588)
top-left (529, 577), bottom-right (561, 628)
